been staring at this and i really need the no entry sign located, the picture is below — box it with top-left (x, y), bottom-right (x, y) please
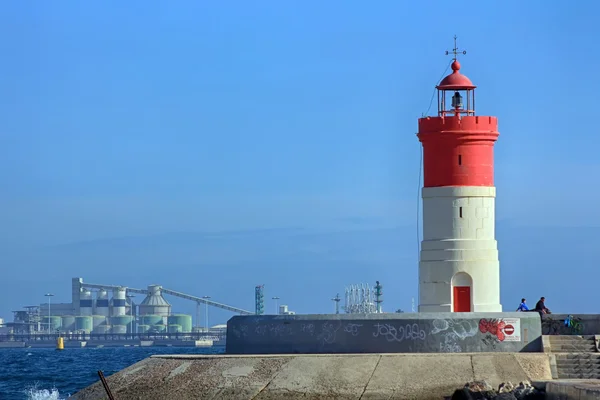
top-left (501, 319), bottom-right (521, 342)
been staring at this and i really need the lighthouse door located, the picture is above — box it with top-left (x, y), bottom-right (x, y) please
top-left (453, 286), bottom-right (471, 312)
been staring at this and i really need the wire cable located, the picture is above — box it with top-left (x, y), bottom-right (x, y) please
top-left (416, 59), bottom-right (453, 311)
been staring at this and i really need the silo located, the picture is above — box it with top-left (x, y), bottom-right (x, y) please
top-left (112, 325), bottom-right (127, 334)
top-left (61, 315), bottom-right (76, 331)
top-left (92, 315), bottom-right (108, 330)
top-left (112, 287), bottom-right (126, 316)
top-left (138, 285), bottom-right (171, 316)
top-left (75, 316), bottom-right (92, 333)
top-left (42, 316), bottom-right (62, 332)
top-left (96, 289), bottom-right (109, 317)
top-left (167, 314), bottom-right (192, 333)
top-left (168, 324), bottom-right (182, 333)
top-left (140, 315), bottom-right (164, 326)
top-left (137, 325), bottom-right (150, 334)
top-left (110, 315), bottom-right (133, 327)
top-left (80, 288), bottom-right (93, 316)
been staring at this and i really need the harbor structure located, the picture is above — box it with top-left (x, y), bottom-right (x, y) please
top-left (417, 38), bottom-right (501, 312)
top-left (3, 277), bottom-right (257, 339)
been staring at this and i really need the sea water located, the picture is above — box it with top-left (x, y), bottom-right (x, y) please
top-left (0, 346), bottom-right (223, 399)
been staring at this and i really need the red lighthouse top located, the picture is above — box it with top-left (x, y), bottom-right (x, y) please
top-left (417, 36), bottom-right (499, 188)
top-left (437, 60), bottom-right (476, 90)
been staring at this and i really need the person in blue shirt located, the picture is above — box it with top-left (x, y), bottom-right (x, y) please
top-left (516, 298), bottom-right (530, 312)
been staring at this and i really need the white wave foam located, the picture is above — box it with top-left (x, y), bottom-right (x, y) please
top-left (25, 387), bottom-right (67, 400)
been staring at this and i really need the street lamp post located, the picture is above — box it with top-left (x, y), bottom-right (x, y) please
top-left (202, 296), bottom-right (211, 332)
top-left (45, 293), bottom-right (54, 333)
top-left (196, 302), bottom-right (200, 330)
top-left (272, 296), bottom-right (280, 315)
top-left (127, 294), bottom-right (135, 339)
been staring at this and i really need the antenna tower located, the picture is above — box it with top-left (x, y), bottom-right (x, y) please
top-left (331, 293), bottom-right (341, 314)
top-left (254, 285), bottom-right (265, 315)
top-left (374, 281), bottom-right (383, 313)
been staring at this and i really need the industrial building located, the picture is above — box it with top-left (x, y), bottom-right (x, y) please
top-left (6, 277), bottom-right (254, 337)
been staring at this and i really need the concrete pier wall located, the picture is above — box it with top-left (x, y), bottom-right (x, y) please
top-left (72, 353), bottom-right (552, 400)
top-left (226, 312), bottom-right (542, 354)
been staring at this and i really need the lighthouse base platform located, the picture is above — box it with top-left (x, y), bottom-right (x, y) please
top-left (226, 313), bottom-right (542, 354)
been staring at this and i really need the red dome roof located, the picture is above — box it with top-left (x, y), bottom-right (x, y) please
top-left (436, 60), bottom-right (476, 90)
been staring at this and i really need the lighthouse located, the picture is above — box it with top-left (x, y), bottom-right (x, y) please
top-left (417, 38), bottom-right (502, 313)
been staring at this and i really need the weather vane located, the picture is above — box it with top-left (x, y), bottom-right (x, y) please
top-left (445, 35), bottom-right (467, 60)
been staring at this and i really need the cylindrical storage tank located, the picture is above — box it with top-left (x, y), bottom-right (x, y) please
top-left (75, 316), bottom-right (92, 333)
top-left (80, 288), bottom-right (93, 316)
top-left (167, 314), bottom-right (192, 333)
top-left (96, 289), bottom-right (109, 317)
top-left (94, 325), bottom-right (111, 334)
top-left (42, 316), bottom-right (62, 332)
top-left (168, 324), bottom-right (182, 333)
top-left (110, 315), bottom-right (133, 327)
top-left (92, 315), bottom-right (108, 329)
top-left (140, 315), bottom-right (163, 326)
top-left (137, 324), bottom-right (150, 334)
top-left (112, 325), bottom-right (127, 334)
top-left (112, 287), bottom-right (127, 317)
top-left (61, 315), bottom-right (75, 331)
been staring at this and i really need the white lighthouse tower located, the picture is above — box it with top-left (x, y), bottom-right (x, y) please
top-left (417, 38), bottom-right (502, 313)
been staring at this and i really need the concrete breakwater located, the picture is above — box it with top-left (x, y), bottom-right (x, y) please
top-left (72, 353), bottom-right (552, 399)
top-left (226, 312), bottom-right (542, 354)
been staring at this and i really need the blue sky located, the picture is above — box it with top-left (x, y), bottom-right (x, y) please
top-left (0, 1), bottom-right (599, 323)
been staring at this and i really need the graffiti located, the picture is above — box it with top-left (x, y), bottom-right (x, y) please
top-left (431, 319), bottom-right (479, 339)
top-left (479, 319), bottom-right (507, 342)
top-left (317, 322), bottom-right (341, 346)
top-left (255, 325), bottom-right (268, 336)
top-left (439, 334), bottom-right (463, 353)
top-left (301, 323), bottom-right (315, 336)
top-left (373, 323), bottom-right (426, 342)
top-left (343, 323), bottom-right (363, 336)
top-left (481, 334), bottom-right (500, 350)
top-left (543, 316), bottom-right (585, 335)
top-left (269, 323), bottom-right (293, 337)
top-left (251, 323), bottom-right (294, 337)
top-left (431, 319), bottom-right (478, 352)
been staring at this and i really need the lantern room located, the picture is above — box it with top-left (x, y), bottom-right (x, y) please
top-left (436, 59), bottom-right (476, 117)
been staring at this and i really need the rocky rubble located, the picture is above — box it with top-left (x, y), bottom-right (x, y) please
top-left (448, 380), bottom-right (546, 400)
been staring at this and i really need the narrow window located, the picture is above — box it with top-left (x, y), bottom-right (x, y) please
top-left (459, 207), bottom-right (463, 218)
top-left (458, 155), bottom-right (462, 165)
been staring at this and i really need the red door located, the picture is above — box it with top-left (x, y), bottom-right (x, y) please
top-left (453, 286), bottom-right (471, 312)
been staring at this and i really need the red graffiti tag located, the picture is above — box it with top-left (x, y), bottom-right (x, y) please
top-left (479, 319), bottom-right (506, 342)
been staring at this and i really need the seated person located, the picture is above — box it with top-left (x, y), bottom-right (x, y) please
top-left (535, 296), bottom-right (551, 314)
top-left (516, 298), bottom-right (529, 311)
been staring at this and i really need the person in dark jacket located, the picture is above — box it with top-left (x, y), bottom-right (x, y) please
top-left (535, 297), bottom-right (550, 315)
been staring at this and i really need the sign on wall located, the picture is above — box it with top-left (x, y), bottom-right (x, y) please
top-left (479, 318), bottom-right (521, 342)
top-left (501, 318), bottom-right (521, 342)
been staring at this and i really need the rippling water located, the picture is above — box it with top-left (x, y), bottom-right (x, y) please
top-left (0, 346), bottom-right (223, 399)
